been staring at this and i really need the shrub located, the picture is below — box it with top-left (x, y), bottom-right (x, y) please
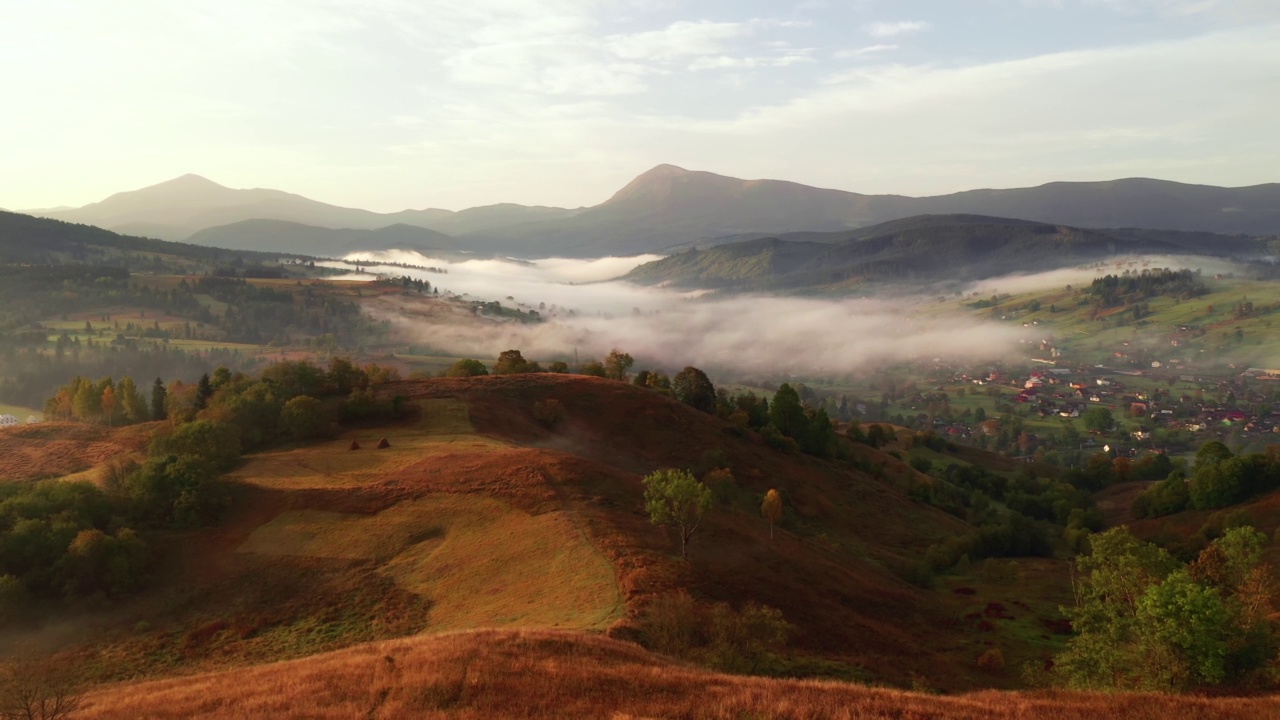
top-left (977, 648), bottom-right (1005, 672)
top-left (639, 591), bottom-right (701, 657)
top-left (532, 399), bottom-right (565, 429)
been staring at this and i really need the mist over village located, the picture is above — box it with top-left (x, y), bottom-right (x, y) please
top-left (2, 1), bottom-right (1280, 718)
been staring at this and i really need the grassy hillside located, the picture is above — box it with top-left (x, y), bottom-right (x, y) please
top-left (1, 373), bottom-right (1078, 695)
top-left (75, 629), bottom-right (1280, 720)
top-left (623, 214), bottom-right (1250, 292)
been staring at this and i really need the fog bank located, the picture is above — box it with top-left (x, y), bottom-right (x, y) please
top-left (330, 251), bottom-right (1024, 375)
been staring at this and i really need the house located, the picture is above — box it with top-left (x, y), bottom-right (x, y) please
top-left (0, 415), bottom-right (17, 428)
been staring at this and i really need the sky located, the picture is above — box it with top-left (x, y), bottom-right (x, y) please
top-left (3, 0), bottom-right (1278, 213)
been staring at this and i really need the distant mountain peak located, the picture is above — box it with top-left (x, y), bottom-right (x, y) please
top-left (639, 163), bottom-right (690, 177)
top-left (157, 173), bottom-right (224, 188)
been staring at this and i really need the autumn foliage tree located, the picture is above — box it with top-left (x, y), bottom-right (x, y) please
top-left (603, 349), bottom-right (635, 381)
top-left (761, 489), bottom-right (783, 540)
top-left (643, 469), bottom-right (713, 559)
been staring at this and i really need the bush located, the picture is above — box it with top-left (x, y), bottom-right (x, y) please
top-left (638, 591), bottom-right (791, 675)
top-left (639, 591), bottom-right (700, 657)
top-left (977, 648), bottom-right (1005, 672)
top-left (532, 399), bottom-right (565, 429)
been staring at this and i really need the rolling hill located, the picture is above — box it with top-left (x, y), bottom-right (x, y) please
top-left (621, 214), bottom-right (1254, 292)
top-left (25, 166), bottom-right (1280, 258)
top-left (186, 219), bottom-right (461, 257)
top-left (0, 373), bottom-right (1075, 697)
top-left (0, 210), bottom-right (307, 268)
top-left (73, 628), bottom-right (1280, 720)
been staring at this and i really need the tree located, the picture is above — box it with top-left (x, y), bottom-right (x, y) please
top-left (672, 367), bottom-right (715, 413)
top-left (119, 377), bottom-right (147, 424)
top-left (194, 373), bottom-right (213, 411)
top-left (603, 349), bottom-right (635, 381)
top-left (493, 349), bottom-right (530, 375)
top-left (1083, 406), bottom-right (1116, 433)
top-left (642, 469), bottom-right (713, 559)
top-left (0, 658), bottom-right (82, 720)
top-left (769, 384), bottom-right (808, 441)
top-left (279, 396), bottom-right (327, 440)
top-left (446, 358), bottom-right (489, 377)
top-left (71, 380), bottom-right (99, 422)
top-left (150, 378), bottom-right (167, 421)
top-left (99, 386), bottom-right (117, 427)
top-left (1057, 527), bottom-right (1177, 689)
top-left (578, 360), bottom-right (606, 377)
top-left (761, 489), bottom-right (783, 540)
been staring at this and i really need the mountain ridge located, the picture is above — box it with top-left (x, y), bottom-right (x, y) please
top-left (24, 166), bottom-right (1280, 257)
top-left (622, 213), bottom-right (1264, 293)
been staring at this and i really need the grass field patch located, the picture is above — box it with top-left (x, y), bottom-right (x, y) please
top-left (240, 493), bottom-right (623, 632)
top-left (227, 398), bottom-right (508, 490)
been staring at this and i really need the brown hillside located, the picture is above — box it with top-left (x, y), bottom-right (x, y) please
top-left (76, 629), bottom-right (1280, 720)
top-left (371, 375), bottom-right (1005, 682)
top-left (5, 375), bottom-right (1057, 693)
top-left (0, 422), bottom-right (151, 482)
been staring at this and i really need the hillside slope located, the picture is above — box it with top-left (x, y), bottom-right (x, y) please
top-left (0, 210), bottom-right (307, 267)
top-left (186, 219), bottom-right (461, 257)
top-left (622, 214), bottom-right (1211, 292)
top-left (2, 374), bottom-right (1028, 693)
top-left (75, 628), bottom-right (1280, 720)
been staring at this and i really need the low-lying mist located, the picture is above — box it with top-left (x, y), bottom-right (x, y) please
top-left (962, 255), bottom-right (1250, 297)
top-left (327, 251), bottom-right (1024, 376)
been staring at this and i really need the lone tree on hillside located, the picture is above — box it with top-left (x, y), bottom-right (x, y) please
top-left (761, 489), bottom-right (783, 540)
top-left (672, 366), bottom-right (715, 413)
top-left (493, 349), bottom-right (533, 375)
top-left (603, 349), bottom-right (635, 381)
top-left (643, 469), bottom-right (713, 559)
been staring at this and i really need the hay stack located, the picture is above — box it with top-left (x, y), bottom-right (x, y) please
top-left (376, 438), bottom-right (390, 449)
top-left (348, 439), bottom-right (361, 451)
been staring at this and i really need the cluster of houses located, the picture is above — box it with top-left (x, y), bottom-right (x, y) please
top-left (0, 414), bottom-right (38, 428)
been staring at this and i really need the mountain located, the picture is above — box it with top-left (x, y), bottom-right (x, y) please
top-left (29, 175), bottom-right (576, 241)
top-left (458, 166), bottom-right (1280, 257)
top-left (186, 219), bottom-right (461, 257)
top-left (622, 214), bottom-right (1259, 292)
top-left (26, 167), bottom-right (1280, 257)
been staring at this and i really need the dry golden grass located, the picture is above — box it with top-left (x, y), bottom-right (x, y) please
top-left (227, 399), bottom-right (508, 491)
top-left (239, 494), bottom-right (623, 631)
top-left (0, 422), bottom-right (151, 482)
top-left (76, 629), bottom-right (1280, 720)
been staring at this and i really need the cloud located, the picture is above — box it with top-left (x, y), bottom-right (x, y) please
top-left (864, 21), bottom-right (928, 37)
top-left (688, 52), bottom-right (815, 71)
top-left (331, 252), bottom-right (1023, 376)
top-left (832, 44), bottom-right (899, 58)
top-left (607, 20), bottom-right (751, 61)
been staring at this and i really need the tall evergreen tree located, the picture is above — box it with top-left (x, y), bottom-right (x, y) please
top-left (151, 378), bottom-right (168, 421)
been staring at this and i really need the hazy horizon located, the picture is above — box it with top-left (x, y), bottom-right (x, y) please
top-left (3, 1), bottom-right (1277, 213)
